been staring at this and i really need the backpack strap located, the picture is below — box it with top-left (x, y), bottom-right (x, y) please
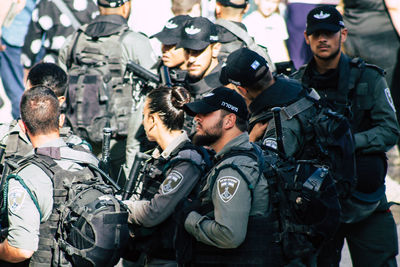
top-left (208, 147), bottom-right (262, 201)
top-left (66, 28), bottom-right (84, 69)
top-left (52, 0), bottom-right (81, 30)
top-left (2, 157), bottom-right (52, 222)
top-left (265, 93), bottom-right (316, 133)
top-left (161, 142), bottom-right (210, 177)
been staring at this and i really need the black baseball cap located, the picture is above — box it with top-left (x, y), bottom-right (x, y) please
top-left (151, 15), bottom-right (191, 45)
top-left (220, 48), bottom-right (269, 86)
top-left (184, 87), bottom-right (249, 120)
top-left (176, 17), bottom-right (219, 51)
top-left (217, 0), bottom-right (248, 8)
top-left (306, 6), bottom-right (345, 35)
top-left (97, 0), bottom-right (129, 8)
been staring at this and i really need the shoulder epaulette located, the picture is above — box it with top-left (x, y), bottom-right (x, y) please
top-left (364, 63), bottom-right (385, 76)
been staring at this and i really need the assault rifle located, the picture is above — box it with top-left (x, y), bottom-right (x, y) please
top-left (121, 152), bottom-right (151, 200)
top-left (126, 61), bottom-right (174, 110)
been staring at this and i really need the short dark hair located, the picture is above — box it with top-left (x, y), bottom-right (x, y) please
top-left (20, 85), bottom-right (60, 136)
top-left (220, 109), bottom-right (248, 132)
top-left (147, 86), bottom-right (191, 130)
top-left (245, 71), bottom-right (274, 93)
top-left (27, 62), bottom-right (68, 97)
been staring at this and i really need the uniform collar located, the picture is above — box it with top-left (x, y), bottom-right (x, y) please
top-left (185, 61), bottom-right (223, 97)
top-left (85, 14), bottom-right (128, 38)
top-left (161, 131), bottom-right (190, 159)
top-left (152, 131), bottom-right (190, 159)
top-left (215, 132), bottom-right (251, 159)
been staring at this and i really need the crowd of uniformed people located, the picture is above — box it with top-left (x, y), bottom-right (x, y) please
top-left (0, 0), bottom-right (399, 266)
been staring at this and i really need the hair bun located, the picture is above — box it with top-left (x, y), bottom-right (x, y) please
top-left (171, 86), bottom-right (191, 109)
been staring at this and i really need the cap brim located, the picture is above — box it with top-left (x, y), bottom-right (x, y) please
top-left (306, 24), bottom-right (340, 35)
top-left (183, 101), bottom-right (219, 116)
top-left (151, 31), bottom-right (179, 45)
top-left (176, 39), bottom-right (210, 51)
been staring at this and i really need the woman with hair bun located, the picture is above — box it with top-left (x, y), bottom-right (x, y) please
top-left (124, 86), bottom-right (205, 266)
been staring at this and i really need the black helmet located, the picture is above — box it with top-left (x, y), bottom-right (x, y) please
top-left (60, 188), bottom-right (129, 267)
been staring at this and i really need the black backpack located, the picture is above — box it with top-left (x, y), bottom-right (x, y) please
top-left (0, 147), bottom-right (129, 267)
top-left (265, 91), bottom-right (357, 200)
top-left (64, 25), bottom-right (134, 144)
top-left (251, 143), bottom-right (341, 262)
top-left (186, 144), bottom-right (340, 264)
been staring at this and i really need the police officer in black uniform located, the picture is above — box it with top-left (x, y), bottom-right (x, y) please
top-left (151, 15), bottom-right (191, 86)
top-left (219, 47), bottom-right (309, 157)
top-left (291, 6), bottom-right (400, 266)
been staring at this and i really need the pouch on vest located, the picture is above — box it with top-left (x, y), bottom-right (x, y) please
top-left (253, 143), bottom-right (341, 262)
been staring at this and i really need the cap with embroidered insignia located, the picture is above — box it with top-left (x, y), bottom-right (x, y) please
top-left (183, 86), bottom-right (249, 119)
top-left (151, 15), bottom-right (191, 45)
top-left (97, 0), bottom-right (129, 8)
top-left (176, 17), bottom-right (219, 51)
top-left (306, 5), bottom-right (345, 35)
top-left (219, 48), bottom-right (269, 86)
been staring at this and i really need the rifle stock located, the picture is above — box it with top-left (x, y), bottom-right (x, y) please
top-left (122, 152), bottom-right (151, 200)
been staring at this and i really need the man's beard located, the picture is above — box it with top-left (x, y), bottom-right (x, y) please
top-left (193, 119), bottom-right (223, 147)
top-left (315, 45), bottom-right (341, 61)
top-left (315, 36), bottom-right (342, 61)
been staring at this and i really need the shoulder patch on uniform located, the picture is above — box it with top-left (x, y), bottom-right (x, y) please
top-left (384, 88), bottom-right (396, 112)
top-left (263, 137), bottom-right (277, 150)
top-left (217, 176), bottom-right (240, 203)
top-left (8, 188), bottom-right (27, 213)
top-left (161, 170), bottom-right (184, 194)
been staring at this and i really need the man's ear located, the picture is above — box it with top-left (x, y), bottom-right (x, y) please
top-left (212, 43), bottom-right (221, 58)
top-left (215, 2), bottom-right (222, 18)
top-left (340, 28), bottom-right (348, 43)
top-left (237, 85), bottom-right (248, 96)
top-left (243, 3), bottom-right (250, 14)
top-left (18, 119), bottom-right (27, 134)
top-left (223, 113), bottom-right (236, 130)
top-left (304, 31), bottom-right (310, 45)
top-left (58, 96), bottom-right (66, 106)
top-left (59, 114), bottom-right (65, 128)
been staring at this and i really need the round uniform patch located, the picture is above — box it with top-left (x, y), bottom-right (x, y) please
top-left (217, 176), bottom-right (240, 203)
top-left (8, 188), bottom-right (27, 213)
top-left (161, 170), bottom-right (184, 194)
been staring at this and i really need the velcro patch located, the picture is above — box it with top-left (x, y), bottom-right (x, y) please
top-left (217, 176), bottom-right (240, 203)
top-left (161, 170), bottom-right (184, 194)
top-left (8, 188), bottom-right (27, 213)
top-left (263, 137), bottom-right (277, 150)
top-left (384, 88), bottom-right (396, 112)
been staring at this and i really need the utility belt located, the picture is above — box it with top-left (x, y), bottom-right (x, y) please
top-left (190, 215), bottom-right (283, 266)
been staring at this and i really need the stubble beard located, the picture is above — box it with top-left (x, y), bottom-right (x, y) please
top-left (193, 119), bottom-right (223, 147)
